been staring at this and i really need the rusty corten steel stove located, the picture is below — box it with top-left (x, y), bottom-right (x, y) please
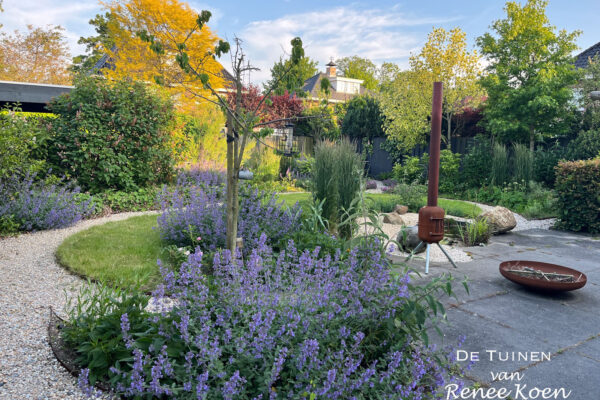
top-left (408, 82), bottom-right (458, 274)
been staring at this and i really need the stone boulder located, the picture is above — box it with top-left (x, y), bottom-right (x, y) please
top-left (479, 206), bottom-right (517, 234)
top-left (394, 205), bottom-right (408, 215)
top-left (396, 225), bottom-right (424, 253)
top-left (383, 213), bottom-right (405, 225)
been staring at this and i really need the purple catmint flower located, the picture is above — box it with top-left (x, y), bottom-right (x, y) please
top-left (77, 368), bottom-right (94, 397)
top-left (0, 173), bottom-right (93, 232)
top-left (120, 313), bottom-right (133, 349)
top-left (195, 370), bottom-right (210, 399)
top-left (222, 370), bottom-right (246, 400)
top-left (89, 217), bottom-right (466, 399)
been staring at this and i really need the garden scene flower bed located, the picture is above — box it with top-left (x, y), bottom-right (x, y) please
top-left (1, 0), bottom-right (600, 398)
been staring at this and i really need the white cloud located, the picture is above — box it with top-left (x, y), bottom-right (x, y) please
top-left (235, 6), bottom-right (458, 83)
top-left (188, 1), bottom-right (223, 26)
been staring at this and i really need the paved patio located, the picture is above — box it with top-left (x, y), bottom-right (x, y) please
top-left (408, 228), bottom-right (600, 399)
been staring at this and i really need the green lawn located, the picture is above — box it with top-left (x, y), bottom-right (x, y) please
top-left (56, 214), bottom-right (162, 291)
top-left (56, 193), bottom-right (480, 291)
top-left (276, 192), bottom-right (481, 218)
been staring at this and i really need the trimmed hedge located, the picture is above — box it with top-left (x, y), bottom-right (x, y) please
top-left (555, 159), bottom-right (600, 233)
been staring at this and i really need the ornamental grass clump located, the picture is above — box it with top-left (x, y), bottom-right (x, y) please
top-left (67, 235), bottom-right (466, 398)
top-left (312, 139), bottom-right (364, 239)
top-left (0, 174), bottom-right (93, 233)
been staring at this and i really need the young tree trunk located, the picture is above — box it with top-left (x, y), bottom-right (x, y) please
top-left (447, 114), bottom-right (452, 152)
top-left (225, 113), bottom-right (237, 253)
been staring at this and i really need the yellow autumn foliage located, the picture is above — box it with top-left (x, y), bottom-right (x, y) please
top-left (101, 0), bottom-right (226, 107)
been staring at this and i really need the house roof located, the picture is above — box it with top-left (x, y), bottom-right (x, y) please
top-left (301, 72), bottom-right (367, 102)
top-left (575, 42), bottom-right (600, 68)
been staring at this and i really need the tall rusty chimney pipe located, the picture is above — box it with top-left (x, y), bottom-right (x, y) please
top-left (427, 81), bottom-right (443, 207)
top-left (414, 81), bottom-right (459, 273)
top-left (418, 82), bottom-right (445, 245)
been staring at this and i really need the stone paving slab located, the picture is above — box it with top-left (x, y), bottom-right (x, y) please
top-left (414, 228), bottom-right (600, 399)
top-left (488, 348), bottom-right (600, 400)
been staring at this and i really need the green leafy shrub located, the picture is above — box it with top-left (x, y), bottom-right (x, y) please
top-left (294, 106), bottom-right (340, 140)
top-left (47, 77), bottom-right (175, 193)
top-left (311, 140), bottom-right (363, 238)
top-left (278, 155), bottom-right (294, 178)
top-left (341, 95), bottom-right (384, 142)
top-left (99, 187), bottom-right (161, 212)
top-left (555, 159), bottom-right (600, 233)
top-left (393, 155), bottom-right (424, 184)
top-left (438, 150), bottom-right (461, 193)
top-left (519, 182), bottom-right (558, 219)
top-left (366, 194), bottom-right (405, 213)
top-left (460, 136), bottom-right (492, 188)
top-left (278, 230), bottom-right (344, 256)
top-left (566, 129), bottom-right (600, 161)
top-left (62, 283), bottom-right (150, 383)
top-left (244, 146), bottom-right (281, 182)
top-left (393, 150), bottom-right (460, 193)
top-left (459, 182), bottom-right (556, 219)
top-left (378, 184), bottom-right (427, 212)
top-left (534, 143), bottom-right (567, 187)
top-left (0, 108), bottom-right (52, 180)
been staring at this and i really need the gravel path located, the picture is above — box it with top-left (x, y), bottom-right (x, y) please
top-left (0, 212), bottom-right (156, 400)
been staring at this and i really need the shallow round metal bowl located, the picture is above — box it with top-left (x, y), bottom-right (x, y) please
top-left (499, 260), bottom-right (587, 292)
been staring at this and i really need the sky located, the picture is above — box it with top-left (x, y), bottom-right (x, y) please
top-left (1, 0), bottom-right (599, 83)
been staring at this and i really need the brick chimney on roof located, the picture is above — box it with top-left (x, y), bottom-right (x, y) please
top-left (325, 60), bottom-right (336, 78)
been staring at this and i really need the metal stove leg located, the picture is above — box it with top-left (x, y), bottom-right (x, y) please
top-left (405, 241), bottom-right (424, 261)
top-left (425, 243), bottom-right (431, 274)
top-left (436, 242), bottom-right (458, 269)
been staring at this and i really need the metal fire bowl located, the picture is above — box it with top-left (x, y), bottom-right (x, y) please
top-left (499, 260), bottom-right (587, 292)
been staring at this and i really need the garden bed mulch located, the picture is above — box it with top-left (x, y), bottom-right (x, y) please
top-left (47, 307), bottom-right (113, 393)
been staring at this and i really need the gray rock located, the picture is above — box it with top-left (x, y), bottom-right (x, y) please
top-left (479, 206), bottom-right (517, 234)
top-left (383, 212), bottom-right (405, 225)
top-left (396, 225), bottom-right (424, 253)
top-left (394, 205), bottom-right (408, 215)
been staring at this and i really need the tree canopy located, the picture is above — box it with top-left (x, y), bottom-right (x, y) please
top-left (72, 12), bottom-right (117, 74)
top-left (225, 84), bottom-right (303, 127)
top-left (0, 24), bottom-right (71, 84)
top-left (477, 0), bottom-right (580, 150)
top-left (336, 56), bottom-right (379, 91)
top-left (96, 0), bottom-right (226, 101)
top-left (579, 56), bottom-right (600, 131)
top-left (264, 55), bottom-right (318, 96)
top-left (381, 27), bottom-right (483, 151)
top-left (378, 62), bottom-right (400, 92)
top-left (341, 95), bottom-right (384, 143)
top-left (380, 70), bottom-right (432, 151)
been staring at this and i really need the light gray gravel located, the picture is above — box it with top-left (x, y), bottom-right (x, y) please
top-left (0, 212), bottom-right (156, 400)
top-left (466, 200), bottom-right (556, 231)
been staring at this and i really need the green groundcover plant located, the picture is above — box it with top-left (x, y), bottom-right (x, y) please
top-left (65, 235), bottom-right (468, 399)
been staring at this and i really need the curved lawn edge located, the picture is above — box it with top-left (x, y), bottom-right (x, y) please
top-left (276, 192), bottom-right (483, 218)
top-left (55, 213), bottom-right (162, 291)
